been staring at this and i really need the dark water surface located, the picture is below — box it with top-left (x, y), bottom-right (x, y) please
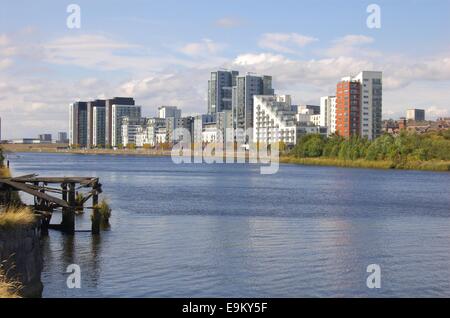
top-left (9, 152), bottom-right (450, 297)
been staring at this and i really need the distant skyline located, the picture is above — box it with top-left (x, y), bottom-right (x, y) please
top-left (1, 0), bottom-right (450, 138)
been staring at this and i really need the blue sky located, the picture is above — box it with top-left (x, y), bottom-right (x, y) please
top-left (1, 0), bottom-right (450, 138)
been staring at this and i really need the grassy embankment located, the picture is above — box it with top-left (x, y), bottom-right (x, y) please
top-left (280, 156), bottom-right (450, 171)
top-left (283, 130), bottom-right (450, 172)
top-left (0, 207), bottom-right (35, 299)
top-left (0, 148), bottom-right (33, 298)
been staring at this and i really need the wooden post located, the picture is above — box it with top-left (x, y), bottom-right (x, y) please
top-left (91, 192), bottom-right (100, 235)
top-left (61, 183), bottom-right (67, 202)
top-left (62, 182), bottom-right (76, 234)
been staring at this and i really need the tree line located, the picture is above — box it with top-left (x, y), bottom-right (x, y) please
top-left (290, 130), bottom-right (450, 164)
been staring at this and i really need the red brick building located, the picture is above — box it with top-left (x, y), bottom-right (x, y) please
top-left (335, 80), bottom-right (361, 137)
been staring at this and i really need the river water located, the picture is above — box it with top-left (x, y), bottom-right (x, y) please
top-left (9, 152), bottom-right (450, 297)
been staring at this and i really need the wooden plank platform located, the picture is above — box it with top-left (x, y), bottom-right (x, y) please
top-left (0, 178), bottom-right (69, 208)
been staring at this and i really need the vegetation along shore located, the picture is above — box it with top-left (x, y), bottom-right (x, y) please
top-left (283, 130), bottom-right (450, 171)
top-left (3, 130), bottom-right (450, 172)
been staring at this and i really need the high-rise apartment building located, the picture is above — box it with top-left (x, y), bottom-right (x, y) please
top-left (105, 97), bottom-right (135, 147)
top-left (352, 71), bottom-right (382, 140)
top-left (336, 80), bottom-right (361, 138)
top-left (87, 99), bottom-right (106, 148)
top-left (232, 74), bottom-right (274, 133)
top-left (92, 106), bottom-right (106, 147)
top-left (320, 96), bottom-right (336, 136)
top-left (335, 71), bottom-right (382, 139)
top-left (111, 104), bottom-right (141, 147)
top-left (69, 101), bottom-right (88, 147)
top-left (208, 70), bottom-right (239, 114)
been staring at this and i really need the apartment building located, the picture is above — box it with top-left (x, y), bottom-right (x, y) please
top-left (320, 96), bottom-right (336, 135)
top-left (208, 70), bottom-right (239, 114)
top-left (69, 101), bottom-right (88, 147)
top-left (111, 104), bottom-right (142, 147)
top-left (336, 79), bottom-right (361, 138)
top-left (253, 95), bottom-right (298, 145)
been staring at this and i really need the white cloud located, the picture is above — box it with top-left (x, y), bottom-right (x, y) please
top-left (215, 17), bottom-right (243, 28)
top-left (326, 34), bottom-right (378, 58)
top-left (233, 53), bottom-right (288, 66)
top-left (258, 33), bottom-right (318, 53)
top-left (179, 39), bottom-right (225, 57)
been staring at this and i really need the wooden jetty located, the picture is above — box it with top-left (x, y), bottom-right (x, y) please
top-left (0, 174), bottom-right (103, 234)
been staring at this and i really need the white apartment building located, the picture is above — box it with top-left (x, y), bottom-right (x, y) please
top-left (92, 106), bottom-right (106, 147)
top-left (122, 117), bottom-right (145, 147)
top-left (135, 118), bottom-right (166, 147)
top-left (346, 71), bottom-right (383, 140)
top-left (320, 96), bottom-right (336, 136)
top-left (253, 95), bottom-right (298, 145)
top-left (111, 104), bottom-right (141, 147)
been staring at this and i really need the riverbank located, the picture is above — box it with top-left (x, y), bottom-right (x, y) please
top-left (1, 143), bottom-right (171, 157)
top-left (0, 160), bottom-right (44, 298)
top-left (0, 207), bottom-right (43, 298)
top-left (3, 143), bottom-right (450, 172)
top-left (280, 156), bottom-right (450, 171)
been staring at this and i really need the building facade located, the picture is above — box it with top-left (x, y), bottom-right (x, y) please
top-left (216, 110), bottom-right (233, 143)
top-left (352, 71), bottom-right (383, 140)
top-left (69, 101), bottom-right (88, 147)
top-left (135, 117), bottom-right (166, 147)
top-left (407, 109), bottom-right (425, 121)
top-left (232, 74), bottom-right (274, 133)
top-left (105, 97), bottom-right (135, 147)
top-left (92, 106), bottom-right (106, 147)
top-left (111, 104), bottom-right (141, 147)
top-left (194, 114), bottom-right (216, 144)
top-left (158, 106), bottom-right (181, 119)
top-left (336, 80), bottom-right (361, 138)
top-left (38, 134), bottom-right (52, 143)
top-left (122, 117), bottom-right (146, 147)
top-left (320, 96), bottom-right (336, 135)
top-left (87, 99), bottom-right (106, 148)
top-left (208, 70), bottom-right (239, 114)
top-left (253, 95), bottom-right (299, 145)
top-left (57, 132), bottom-right (68, 144)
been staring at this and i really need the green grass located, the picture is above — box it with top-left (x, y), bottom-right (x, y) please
top-left (281, 156), bottom-right (450, 172)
